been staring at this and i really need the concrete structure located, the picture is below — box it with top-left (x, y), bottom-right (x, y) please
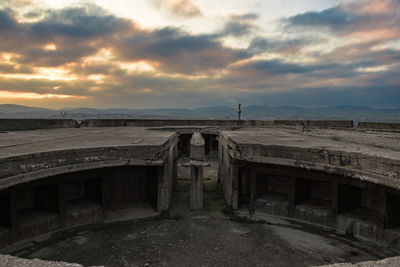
top-left (1, 119), bottom-right (400, 266)
top-left (189, 132), bottom-right (206, 210)
top-left (0, 127), bottom-right (179, 249)
top-left (219, 128), bottom-right (400, 248)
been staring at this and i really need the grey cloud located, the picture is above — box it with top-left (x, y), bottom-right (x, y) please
top-left (284, 2), bottom-right (400, 38)
top-left (248, 37), bottom-right (320, 54)
top-left (153, 0), bottom-right (202, 18)
top-left (29, 4), bottom-right (131, 39)
top-left (286, 7), bottom-right (354, 30)
top-left (114, 27), bottom-right (252, 73)
top-left (0, 5), bottom-right (250, 73)
top-left (217, 13), bottom-right (258, 37)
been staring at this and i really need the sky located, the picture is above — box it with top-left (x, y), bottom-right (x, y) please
top-left (0, 0), bottom-right (399, 109)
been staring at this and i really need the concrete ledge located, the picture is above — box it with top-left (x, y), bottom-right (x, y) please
top-left (273, 120), bottom-right (353, 128)
top-left (81, 119), bottom-right (274, 128)
top-left (0, 254), bottom-right (82, 267)
top-left (320, 255), bottom-right (400, 266)
top-left (358, 122), bottom-right (400, 130)
top-left (0, 119), bottom-right (76, 131)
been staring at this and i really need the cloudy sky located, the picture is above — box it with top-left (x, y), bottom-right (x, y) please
top-left (0, 0), bottom-right (399, 109)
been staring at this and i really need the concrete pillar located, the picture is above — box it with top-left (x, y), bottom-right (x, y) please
top-left (157, 166), bottom-right (170, 211)
top-left (190, 165), bottom-right (203, 210)
top-left (190, 132), bottom-right (205, 161)
top-left (249, 169), bottom-right (257, 212)
top-left (217, 135), bottom-right (223, 186)
top-left (189, 132), bottom-right (206, 210)
top-left (58, 180), bottom-right (66, 228)
top-left (331, 182), bottom-right (338, 222)
top-left (288, 175), bottom-right (296, 217)
top-left (378, 186), bottom-right (387, 227)
top-left (9, 188), bottom-right (17, 243)
top-left (231, 162), bottom-right (239, 210)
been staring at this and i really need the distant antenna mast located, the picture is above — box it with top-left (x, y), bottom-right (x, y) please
top-left (237, 103), bottom-right (242, 120)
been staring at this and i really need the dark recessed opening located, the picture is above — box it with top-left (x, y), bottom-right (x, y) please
top-left (178, 134), bottom-right (192, 157)
top-left (0, 191), bottom-right (11, 229)
top-left (202, 134), bottom-right (218, 158)
top-left (295, 178), bottom-right (332, 208)
top-left (338, 184), bottom-right (379, 223)
top-left (64, 178), bottom-right (103, 227)
top-left (105, 166), bottom-right (158, 211)
top-left (256, 173), bottom-right (290, 202)
top-left (16, 184), bottom-right (59, 240)
top-left (386, 192), bottom-right (400, 228)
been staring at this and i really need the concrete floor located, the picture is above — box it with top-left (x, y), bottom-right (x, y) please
top-left (14, 192), bottom-right (389, 267)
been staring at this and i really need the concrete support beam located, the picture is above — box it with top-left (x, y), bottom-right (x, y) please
top-left (190, 165), bottom-right (203, 210)
top-left (9, 188), bottom-right (17, 243)
top-left (331, 182), bottom-right (338, 222)
top-left (288, 176), bottom-right (296, 217)
top-left (58, 180), bottom-right (66, 228)
top-left (249, 169), bottom-right (257, 213)
top-left (189, 132), bottom-right (207, 210)
top-left (190, 132), bottom-right (205, 161)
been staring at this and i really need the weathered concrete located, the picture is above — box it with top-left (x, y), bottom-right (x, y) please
top-left (273, 120), bottom-right (353, 128)
top-left (0, 127), bottom-right (179, 249)
top-left (0, 127), bottom-right (178, 189)
top-left (189, 132), bottom-right (206, 210)
top-left (0, 254), bottom-right (82, 267)
top-left (190, 132), bottom-right (205, 160)
top-left (220, 127), bottom-right (400, 247)
top-left (320, 256), bottom-right (400, 266)
top-left (81, 119), bottom-right (274, 128)
top-left (2, 122), bottom-right (400, 266)
top-left (0, 119), bottom-right (76, 131)
top-left (220, 128), bottom-right (400, 191)
top-left (358, 122), bottom-right (400, 130)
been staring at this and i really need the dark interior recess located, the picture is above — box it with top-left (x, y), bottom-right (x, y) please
top-left (294, 178), bottom-right (332, 208)
top-left (105, 166), bottom-right (158, 211)
top-left (23, 184), bottom-right (59, 214)
top-left (178, 133), bottom-right (192, 157)
top-left (238, 168), bottom-right (250, 205)
top-left (0, 191), bottom-right (11, 228)
top-left (338, 184), bottom-right (379, 222)
top-left (202, 134), bottom-right (218, 157)
top-left (386, 192), bottom-right (400, 227)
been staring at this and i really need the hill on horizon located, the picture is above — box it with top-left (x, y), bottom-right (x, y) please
top-left (0, 104), bottom-right (399, 122)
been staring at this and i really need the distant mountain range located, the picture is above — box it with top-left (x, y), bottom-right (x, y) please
top-left (0, 104), bottom-right (399, 122)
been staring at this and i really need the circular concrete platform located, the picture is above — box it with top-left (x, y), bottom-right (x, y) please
top-left (11, 193), bottom-right (394, 267)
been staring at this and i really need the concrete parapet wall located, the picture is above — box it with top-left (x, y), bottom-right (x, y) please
top-left (0, 119), bottom-right (76, 131)
top-left (0, 119), bottom-right (357, 130)
top-left (273, 120), bottom-right (353, 128)
top-left (358, 122), bottom-right (400, 130)
top-left (309, 120), bottom-right (353, 128)
top-left (81, 119), bottom-right (275, 128)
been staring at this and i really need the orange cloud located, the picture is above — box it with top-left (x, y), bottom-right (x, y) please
top-left (357, 0), bottom-right (392, 14)
top-left (0, 91), bottom-right (88, 99)
top-left (348, 28), bottom-right (398, 42)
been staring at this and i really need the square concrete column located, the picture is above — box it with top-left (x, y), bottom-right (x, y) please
top-left (190, 132), bottom-right (205, 161)
top-left (190, 164), bottom-right (203, 210)
top-left (189, 132), bottom-right (207, 210)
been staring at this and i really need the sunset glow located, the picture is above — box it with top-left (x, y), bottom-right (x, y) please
top-left (0, 0), bottom-right (399, 108)
top-left (0, 91), bottom-right (88, 99)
